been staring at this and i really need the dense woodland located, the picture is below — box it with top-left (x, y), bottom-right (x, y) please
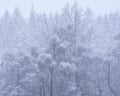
top-left (0, 2), bottom-right (120, 96)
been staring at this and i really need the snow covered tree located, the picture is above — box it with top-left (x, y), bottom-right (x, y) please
top-left (0, 52), bottom-right (39, 96)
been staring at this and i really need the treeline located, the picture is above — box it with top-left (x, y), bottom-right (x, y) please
top-left (0, 2), bottom-right (120, 96)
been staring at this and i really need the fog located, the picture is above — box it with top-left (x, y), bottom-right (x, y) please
top-left (0, 0), bottom-right (119, 17)
top-left (0, 1), bottom-right (120, 96)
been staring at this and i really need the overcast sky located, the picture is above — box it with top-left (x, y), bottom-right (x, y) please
top-left (0, 0), bottom-right (119, 17)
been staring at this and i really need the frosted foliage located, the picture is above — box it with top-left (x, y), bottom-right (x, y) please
top-left (60, 40), bottom-right (70, 49)
top-left (60, 62), bottom-right (77, 72)
top-left (0, 2), bottom-right (120, 96)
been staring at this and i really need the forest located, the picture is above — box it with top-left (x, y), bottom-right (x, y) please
top-left (0, 2), bottom-right (120, 96)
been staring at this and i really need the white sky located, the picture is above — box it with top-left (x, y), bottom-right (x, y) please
top-left (0, 0), bottom-right (120, 17)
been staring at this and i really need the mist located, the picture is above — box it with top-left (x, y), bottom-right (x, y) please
top-left (0, 0), bottom-right (120, 96)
